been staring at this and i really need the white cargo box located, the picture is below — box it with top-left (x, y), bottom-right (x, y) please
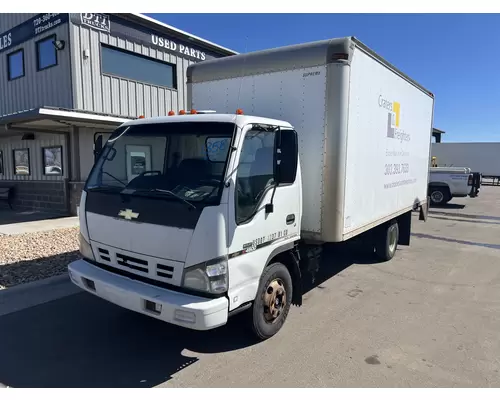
top-left (187, 36), bottom-right (434, 242)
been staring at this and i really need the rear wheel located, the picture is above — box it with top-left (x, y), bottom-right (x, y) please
top-left (251, 262), bottom-right (293, 340)
top-left (374, 221), bottom-right (399, 261)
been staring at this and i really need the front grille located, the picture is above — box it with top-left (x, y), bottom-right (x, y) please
top-left (94, 244), bottom-right (178, 284)
top-left (157, 263), bottom-right (174, 279)
top-left (116, 253), bottom-right (148, 273)
top-left (98, 248), bottom-right (111, 262)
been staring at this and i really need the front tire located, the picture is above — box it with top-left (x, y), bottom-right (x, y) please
top-left (374, 221), bottom-right (399, 261)
top-left (251, 262), bottom-right (293, 340)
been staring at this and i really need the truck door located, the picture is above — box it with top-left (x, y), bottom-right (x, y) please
top-left (226, 124), bottom-right (301, 311)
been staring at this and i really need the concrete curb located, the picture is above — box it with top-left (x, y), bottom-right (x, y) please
top-left (0, 217), bottom-right (79, 236)
top-left (0, 274), bottom-right (82, 317)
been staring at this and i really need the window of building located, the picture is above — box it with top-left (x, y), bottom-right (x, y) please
top-left (13, 148), bottom-right (30, 175)
top-left (7, 49), bottom-right (25, 80)
top-left (0, 150), bottom-right (4, 174)
top-left (101, 44), bottom-right (176, 89)
top-left (42, 146), bottom-right (63, 175)
top-left (36, 35), bottom-right (58, 71)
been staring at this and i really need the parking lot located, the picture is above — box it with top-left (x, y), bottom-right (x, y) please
top-left (1, 185), bottom-right (500, 388)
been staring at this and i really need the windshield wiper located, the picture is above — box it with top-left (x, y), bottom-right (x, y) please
top-left (87, 185), bottom-right (122, 193)
top-left (122, 188), bottom-right (197, 210)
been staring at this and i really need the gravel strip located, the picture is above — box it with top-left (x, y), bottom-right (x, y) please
top-left (0, 227), bottom-right (80, 290)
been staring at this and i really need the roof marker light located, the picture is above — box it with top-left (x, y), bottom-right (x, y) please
top-left (236, 108), bottom-right (244, 115)
top-left (168, 111), bottom-right (175, 116)
top-left (138, 115), bottom-right (145, 119)
top-left (190, 109), bottom-right (197, 114)
top-left (179, 110), bottom-right (186, 115)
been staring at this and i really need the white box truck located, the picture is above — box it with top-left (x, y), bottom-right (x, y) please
top-left (68, 36), bottom-right (434, 340)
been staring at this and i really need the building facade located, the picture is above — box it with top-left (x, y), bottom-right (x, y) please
top-left (0, 13), bottom-right (236, 215)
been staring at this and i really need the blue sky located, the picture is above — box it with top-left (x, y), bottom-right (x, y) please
top-left (147, 13), bottom-right (500, 143)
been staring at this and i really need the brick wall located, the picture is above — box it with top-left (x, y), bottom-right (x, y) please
top-left (0, 180), bottom-right (69, 214)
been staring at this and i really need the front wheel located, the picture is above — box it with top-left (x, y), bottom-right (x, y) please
top-left (374, 221), bottom-right (399, 261)
top-left (251, 262), bottom-right (293, 340)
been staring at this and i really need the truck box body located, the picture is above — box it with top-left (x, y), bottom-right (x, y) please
top-left (432, 142), bottom-right (500, 177)
top-left (187, 37), bottom-right (434, 243)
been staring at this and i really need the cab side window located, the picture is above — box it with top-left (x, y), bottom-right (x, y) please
top-left (276, 129), bottom-right (298, 185)
top-left (235, 129), bottom-right (276, 224)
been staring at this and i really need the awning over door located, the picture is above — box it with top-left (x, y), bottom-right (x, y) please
top-left (0, 107), bottom-right (133, 135)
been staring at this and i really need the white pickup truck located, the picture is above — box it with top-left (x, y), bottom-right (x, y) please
top-left (428, 167), bottom-right (480, 205)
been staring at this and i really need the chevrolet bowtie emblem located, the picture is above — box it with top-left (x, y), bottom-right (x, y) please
top-left (118, 209), bottom-right (139, 220)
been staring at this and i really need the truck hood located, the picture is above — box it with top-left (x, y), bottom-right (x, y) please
top-left (85, 212), bottom-right (193, 263)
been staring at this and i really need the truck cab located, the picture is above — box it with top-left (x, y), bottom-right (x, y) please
top-left (69, 112), bottom-right (302, 339)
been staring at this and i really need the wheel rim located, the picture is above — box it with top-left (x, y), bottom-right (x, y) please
top-left (431, 190), bottom-right (444, 203)
top-left (263, 278), bottom-right (287, 323)
top-left (388, 225), bottom-right (398, 254)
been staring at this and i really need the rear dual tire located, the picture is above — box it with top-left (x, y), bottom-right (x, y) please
top-left (374, 220), bottom-right (399, 262)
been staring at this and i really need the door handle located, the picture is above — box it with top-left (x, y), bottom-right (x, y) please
top-left (286, 214), bottom-right (295, 225)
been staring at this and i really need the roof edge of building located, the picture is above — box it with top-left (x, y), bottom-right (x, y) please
top-left (122, 13), bottom-right (239, 57)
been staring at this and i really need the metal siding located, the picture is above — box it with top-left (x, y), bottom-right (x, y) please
top-left (177, 56), bottom-right (185, 111)
top-left (90, 29), bottom-right (103, 112)
top-left (79, 26), bottom-right (93, 111)
top-left (128, 81), bottom-right (136, 116)
top-left (151, 86), bottom-right (159, 117)
top-left (111, 76), bottom-right (120, 115)
top-left (144, 85), bottom-right (151, 116)
top-left (120, 79), bottom-right (129, 116)
top-left (70, 23), bottom-right (196, 118)
top-left (0, 19), bottom-right (72, 116)
top-left (0, 134), bottom-right (68, 181)
top-left (0, 13), bottom-right (39, 31)
top-left (70, 23), bottom-right (84, 109)
top-left (102, 75), bottom-right (112, 114)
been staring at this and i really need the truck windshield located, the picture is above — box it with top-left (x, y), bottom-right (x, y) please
top-left (86, 121), bottom-right (235, 205)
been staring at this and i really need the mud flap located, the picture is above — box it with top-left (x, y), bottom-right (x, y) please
top-left (398, 210), bottom-right (412, 246)
top-left (419, 197), bottom-right (429, 221)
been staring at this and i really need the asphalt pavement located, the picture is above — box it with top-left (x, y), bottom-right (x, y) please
top-left (1, 186), bottom-right (500, 388)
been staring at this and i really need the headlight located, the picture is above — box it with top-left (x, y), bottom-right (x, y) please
top-left (182, 256), bottom-right (228, 294)
top-left (79, 233), bottom-right (95, 261)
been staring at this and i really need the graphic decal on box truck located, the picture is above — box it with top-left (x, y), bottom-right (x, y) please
top-left (379, 94), bottom-right (415, 190)
top-left (378, 95), bottom-right (411, 143)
